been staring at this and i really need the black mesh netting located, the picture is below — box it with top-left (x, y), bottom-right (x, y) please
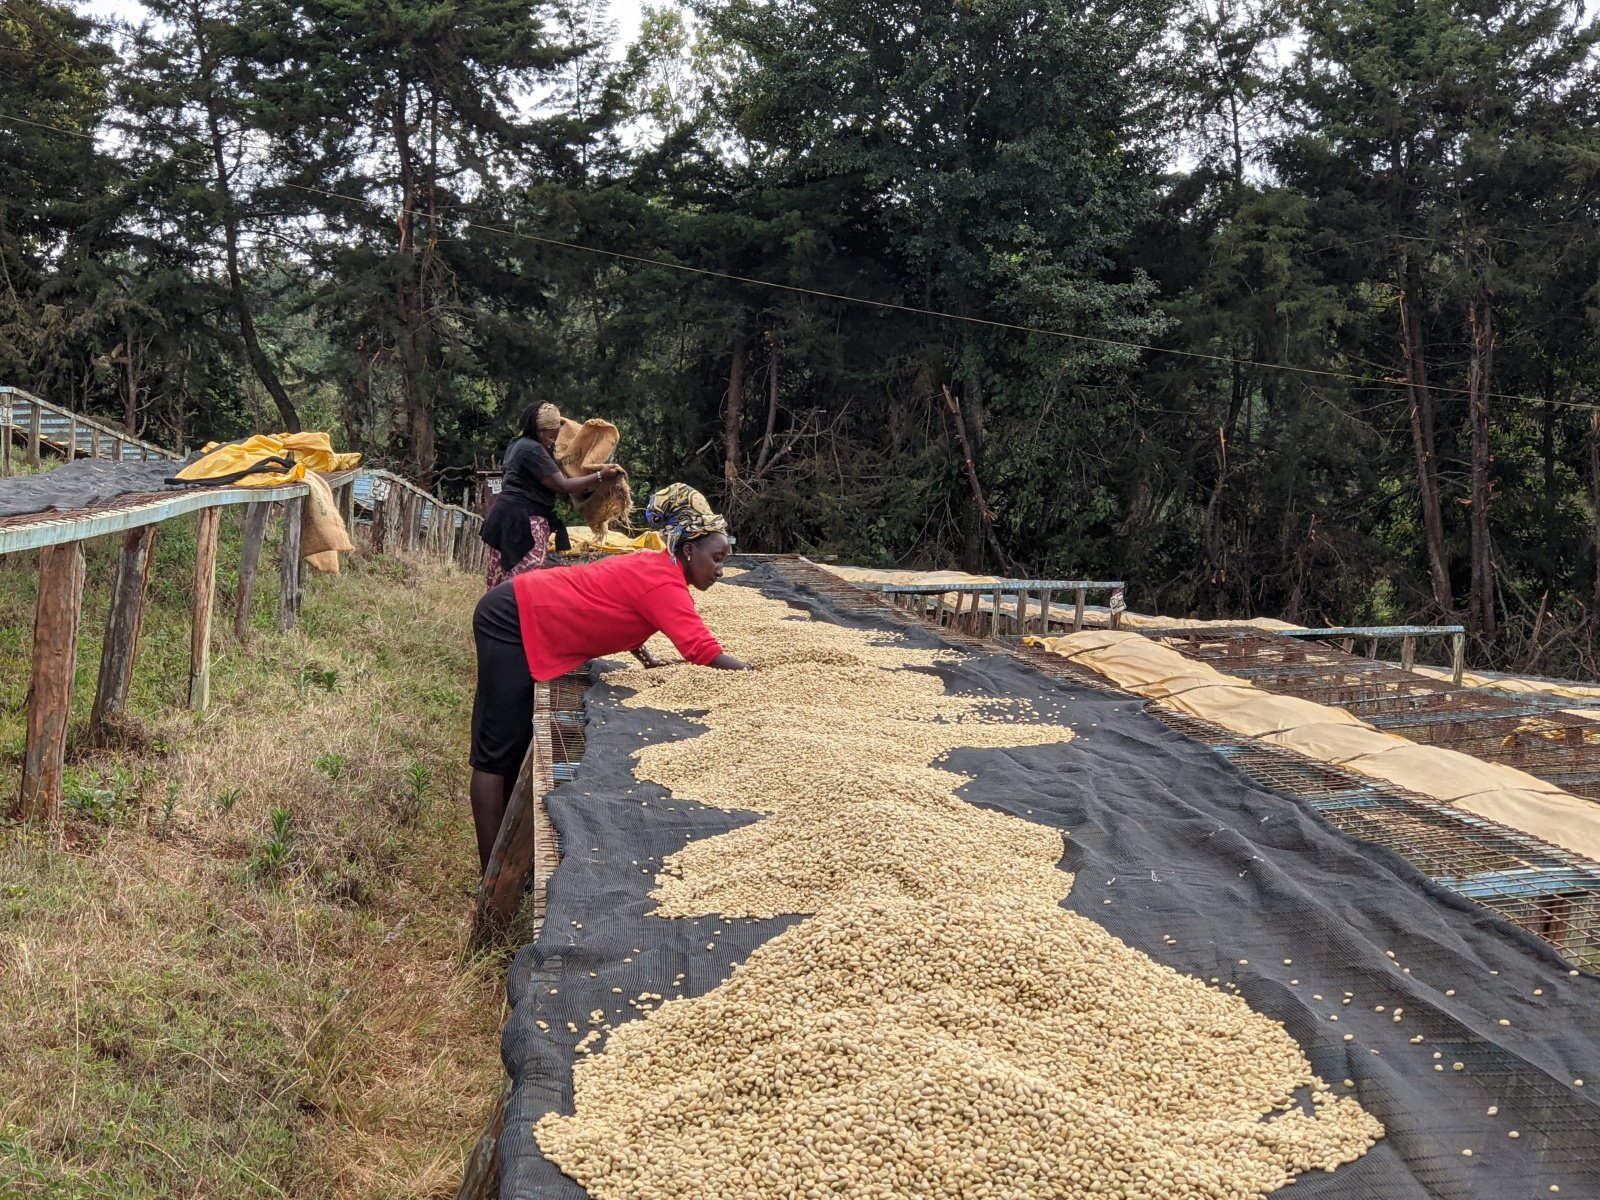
top-left (0, 455), bottom-right (198, 519)
top-left (497, 561), bottom-right (1600, 1200)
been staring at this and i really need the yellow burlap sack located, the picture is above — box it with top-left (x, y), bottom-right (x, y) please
top-left (300, 472), bottom-right (354, 574)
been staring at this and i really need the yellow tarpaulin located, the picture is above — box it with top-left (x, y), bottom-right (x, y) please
top-left (175, 433), bottom-right (361, 574)
top-left (555, 525), bottom-right (665, 555)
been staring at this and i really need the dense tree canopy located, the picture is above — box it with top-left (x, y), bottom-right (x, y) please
top-left (5, 0), bottom-right (1600, 672)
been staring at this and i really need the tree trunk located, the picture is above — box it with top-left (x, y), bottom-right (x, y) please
top-left (723, 329), bottom-right (749, 512)
top-left (1467, 293), bottom-right (1495, 640)
top-left (206, 98), bottom-right (301, 433)
top-left (754, 331), bottom-right (780, 477)
top-left (1203, 355), bottom-right (1247, 602)
top-left (1541, 370), bottom-right (1558, 597)
top-left (1589, 411), bottom-right (1600, 634)
top-left (1397, 268), bottom-right (1453, 613)
top-left (959, 370), bottom-right (987, 572)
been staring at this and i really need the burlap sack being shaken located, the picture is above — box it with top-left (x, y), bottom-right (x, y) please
top-left (300, 471), bottom-right (355, 574)
top-left (554, 417), bottom-right (633, 539)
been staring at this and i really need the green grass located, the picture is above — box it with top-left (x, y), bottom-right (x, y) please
top-left (0, 518), bottom-right (504, 1199)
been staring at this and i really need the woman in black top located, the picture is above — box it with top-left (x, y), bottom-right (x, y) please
top-left (480, 402), bottom-right (620, 588)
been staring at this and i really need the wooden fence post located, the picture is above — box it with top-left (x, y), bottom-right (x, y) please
top-left (337, 481), bottom-right (355, 532)
top-left (27, 404), bottom-right (41, 466)
top-left (16, 541), bottom-right (87, 820)
top-left (88, 427), bottom-right (100, 459)
top-left (89, 525), bottom-right (158, 744)
top-left (280, 495), bottom-right (304, 631)
top-left (1, 392), bottom-right (11, 477)
top-left (1451, 633), bottom-right (1466, 686)
top-left (1074, 587), bottom-right (1087, 633)
top-left (371, 493), bottom-right (387, 555)
top-left (234, 501), bottom-right (272, 640)
top-left (1400, 635), bottom-right (1416, 673)
top-left (189, 508), bottom-right (221, 710)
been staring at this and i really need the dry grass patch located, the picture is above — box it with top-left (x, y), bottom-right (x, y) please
top-left (0, 521), bottom-right (501, 1199)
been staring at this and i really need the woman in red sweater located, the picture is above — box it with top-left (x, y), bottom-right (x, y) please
top-left (468, 487), bottom-right (750, 870)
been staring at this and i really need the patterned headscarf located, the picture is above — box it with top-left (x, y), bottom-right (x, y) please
top-left (645, 483), bottom-right (733, 555)
top-left (535, 402), bottom-right (563, 431)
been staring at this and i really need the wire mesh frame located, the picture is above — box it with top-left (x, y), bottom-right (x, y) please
top-left (528, 670), bottom-right (590, 919)
top-left (1151, 708), bottom-right (1600, 968)
top-left (1152, 631), bottom-right (1600, 803)
top-left (760, 556), bottom-right (1600, 969)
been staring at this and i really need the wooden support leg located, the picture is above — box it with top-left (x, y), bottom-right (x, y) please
top-left (1109, 587), bottom-right (1124, 631)
top-left (27, 404), bottom-right (41, 466)
top-left (66, 415), bottom-right (77, 459)
top-left (189, 508), bottom-right (221, 710)
top-left (1451, 633), bottom-right (1466, 686)
top-left (337, 481), bottom-right (355, 532)
top-left (89, 525), bottom-right (158, 744)
top-left (1, 394), bottom-right (11, 477)
top-left (16, 541), bottom-right (87, 820)
top-left (1074, 587), bottom-right (1087, 633)
top-left (280, 496), bottom-right (304, 631)
top-left (455, 1074), bottom-right (514, 1200)
top-left (472, 683), bottom-right (555, 949)
top-left (1340, 638), bottom-right (1355, 654)
top-left (1400, 635), bottom-right (1416, 673)
top-left (234, 501), bottom-right (272, 640)
top-left (1368, 637), bottom-right (1379, 660)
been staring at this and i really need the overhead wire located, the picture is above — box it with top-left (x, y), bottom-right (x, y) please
top-left (2, 105), bottom-right (1600, 415)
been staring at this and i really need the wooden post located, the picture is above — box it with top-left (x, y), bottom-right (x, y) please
top-left (471, 684), bottom-right (556, 949)
top-left (1109, 587), bottom-right (1124, 631)
top-left (1368, 637), bottom-right (1379, 660)
top-left (407, 491), bottom-right (422, 553)
top-left (89, 525), bottom-right (158, 744)
top-left (1451, 632), bottom-right (1466, 686)
top-left (234, 501), bottom-right (272, 640)
top-left (66, 415), bottom-right (77, 459)
top-left (337, 481), bottom-right (355, 532)
top-left (1400, 635), bottom-right (1416, 673)
top-left (188, 507), bottom-right (221, 711)
top-left (1074, 587), bottom-right (1087, 633)
top-left (1340, 638), bottom-right (1355, 654)
top-left (445, 511), bottom-right (460, 566)
top-left (88, 427), bottom-right (100, 459)
top-left (27, 403), bottom-right (41, 466)
top-left (455, 1074), bottom-right (514, 1200)
top-left (1, 392), bottom-right (11, 476)
top-left (111, 439), bottom-right (124, 462)
top-left (16, 541), bottom-right (87, 820)
top-left (280, 495), bottom-right (304, 631)
top-left (989, 587), bottom-right (1001, 636)
top-left (371, 494), bottom-right (387, 555)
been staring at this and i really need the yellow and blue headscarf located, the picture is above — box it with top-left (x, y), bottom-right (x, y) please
top-left (645, 483), bottom-right (733, 555)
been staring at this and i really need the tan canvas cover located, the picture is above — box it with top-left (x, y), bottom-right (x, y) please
top-left (1033, 630), bottom-right (1600, 864)
top-left (1413, 665), bottom-right (1600, 703)
top-left (820, 565), bottom-right (1000, 587)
